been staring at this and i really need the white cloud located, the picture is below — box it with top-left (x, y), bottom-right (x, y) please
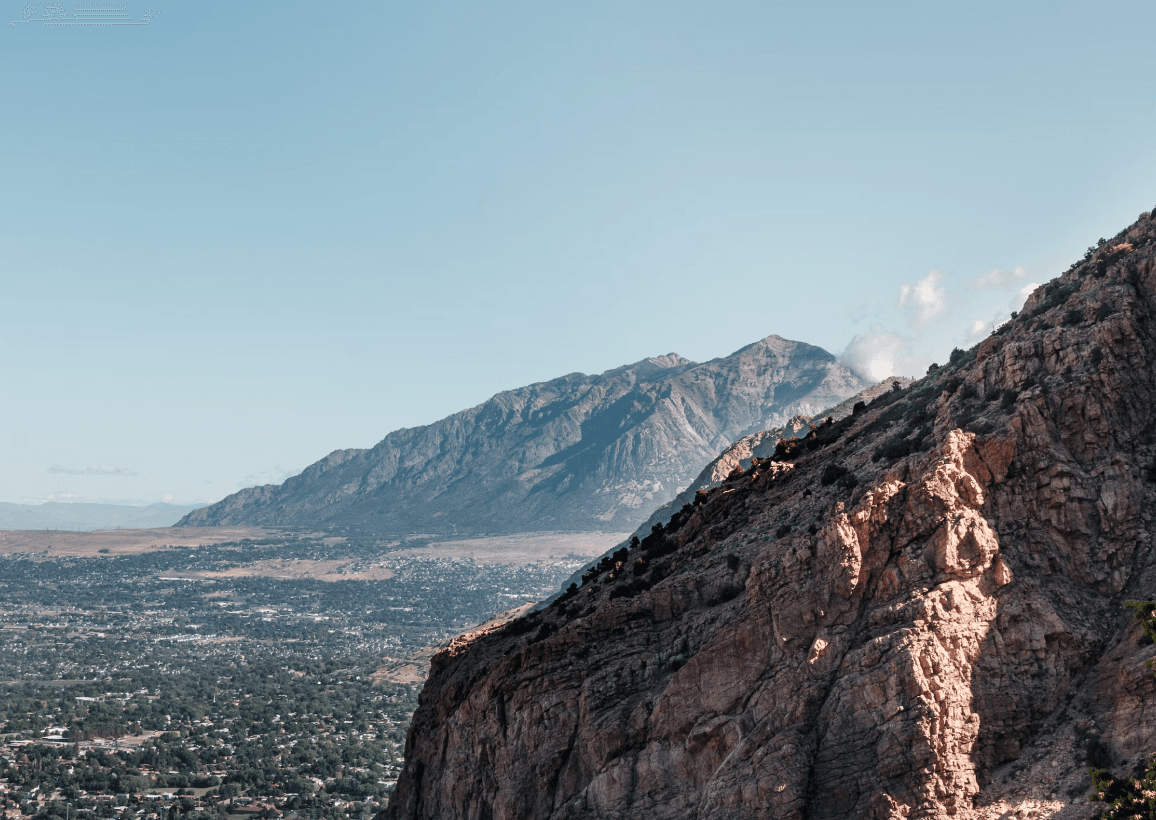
top-left (970, 266), bottom-right (1042, 315)
top-left (48, 465), bottom-right (139, 476)
top-left (839, 326), bottom-right (915, 382)
top-left (841, 255), bottom-right (1057, 381)
top-left (970, 265), bottom-right (1030, 290)
top-left (239, 465), bottom-right (302, 489)
top-left (961, 282), bottom-right (1042, 347)
top-left (899, 270), bottom-right (947, 329)
top-left (1011, 282), bottom-right (1041, 313)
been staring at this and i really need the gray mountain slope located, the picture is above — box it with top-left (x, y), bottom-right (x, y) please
top-left (544, 377), bottom-right (913, 605)
top-left (623, 376), bottom-right (916, 545)
top-left (178, 335), bottom-right (871, 534)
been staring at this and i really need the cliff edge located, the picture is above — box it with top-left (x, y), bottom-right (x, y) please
top-left (390, 214), bottom-right (1156, 819)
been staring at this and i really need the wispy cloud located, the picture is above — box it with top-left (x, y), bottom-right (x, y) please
top-left (961, 279), bottom-right (1042, 346)
top-left (48, 465), bottom-right (139, 476)
top-left (840, 261), bottom-right (1049, 382)
top-left (970, 265), bottom-right (1031, 291)
top-left (1011, 282), bottom-right (1040, 312)
top-left (16, 492), bottom-right (205, 506)
top-left (899, 270), bottom-right (947, 329)
top-left (238, 465), bottom-right (301, 489)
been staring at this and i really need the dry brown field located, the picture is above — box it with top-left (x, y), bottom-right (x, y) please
top-left (173, 558), bottom-right (397, 582)
top-left (390, 531), bottom-right (627, 564)
top-left (0, 527), bottom-right (274, 558)
top-left (0, 528), bottom-right (623, 583)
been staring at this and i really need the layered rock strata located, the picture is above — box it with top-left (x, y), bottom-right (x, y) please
top-left (391, 215), bottom-right (1156, 819)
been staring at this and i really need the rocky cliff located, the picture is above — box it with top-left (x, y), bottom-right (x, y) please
top-left (179, 337), bottom-right (869, 534)
top-left (389, 214), bottom-right (1156, 819)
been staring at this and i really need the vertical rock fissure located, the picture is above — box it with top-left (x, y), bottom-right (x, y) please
top-left (548, 719), bottom-right (581, 815)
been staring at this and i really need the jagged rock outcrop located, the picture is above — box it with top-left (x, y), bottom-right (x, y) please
top-left (179, 337), bottom-right (869, 534)
top-left (389, 215), bottom-right (1156, 819)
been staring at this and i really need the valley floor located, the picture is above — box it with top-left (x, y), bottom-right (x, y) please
top-left (0, 528), bottom-right (619, 820)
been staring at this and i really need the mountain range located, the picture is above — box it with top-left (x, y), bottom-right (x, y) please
top-left (179, 336), bottom-right (871, 534)
top-left (0, 501), bottom-right (204, 531)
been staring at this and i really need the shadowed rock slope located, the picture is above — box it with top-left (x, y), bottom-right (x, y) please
top-left (179, 337), bottom-right (869, 534)
top-left (390, 215), bottom-right (1156, 820)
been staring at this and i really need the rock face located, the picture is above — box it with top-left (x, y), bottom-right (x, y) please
top-left (389, 216), bottom-right (1156, 819)
top-left (179, 337), bottom-right (869, 534)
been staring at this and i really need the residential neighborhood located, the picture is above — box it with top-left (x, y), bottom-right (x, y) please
top-left (0, 531), bottom-right (589, 820)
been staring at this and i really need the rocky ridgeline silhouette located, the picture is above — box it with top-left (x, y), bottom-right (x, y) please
top-left (179, 339), bottom-right (869, 535)
top-left (389, 213), bottom-right (1156, 819)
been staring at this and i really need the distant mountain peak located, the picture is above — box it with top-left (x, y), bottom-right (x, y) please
top-left (180, 334), bottom-right (871, 534)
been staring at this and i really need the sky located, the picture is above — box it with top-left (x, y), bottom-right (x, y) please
top-left (4, 0), bottom-right (1156, 507)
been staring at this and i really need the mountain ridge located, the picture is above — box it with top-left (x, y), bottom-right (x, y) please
top-left (0, 501), bottom-right (205, 531)
top-left (179, 335), bottom-right (871, 535)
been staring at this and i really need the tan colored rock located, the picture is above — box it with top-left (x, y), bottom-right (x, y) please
top-left (390, 212), bottom-right (1156, 819)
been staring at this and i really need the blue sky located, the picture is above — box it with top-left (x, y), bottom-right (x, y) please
top-left (4, 0), bottom-right (1156, 506)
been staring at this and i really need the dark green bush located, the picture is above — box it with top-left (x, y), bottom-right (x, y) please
top-left (873, 438), bottom-right (913, 463)
top-left (1086, 602), bottom-right (1156, 817)
top-left (773, 437), bottom-right (804, 461)
top-left (867, 383), bottom-right (906, 410)
top-left (821, 464), bottom-right (849, 486)
top-left (505, 615), bottom-right (538, 637)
